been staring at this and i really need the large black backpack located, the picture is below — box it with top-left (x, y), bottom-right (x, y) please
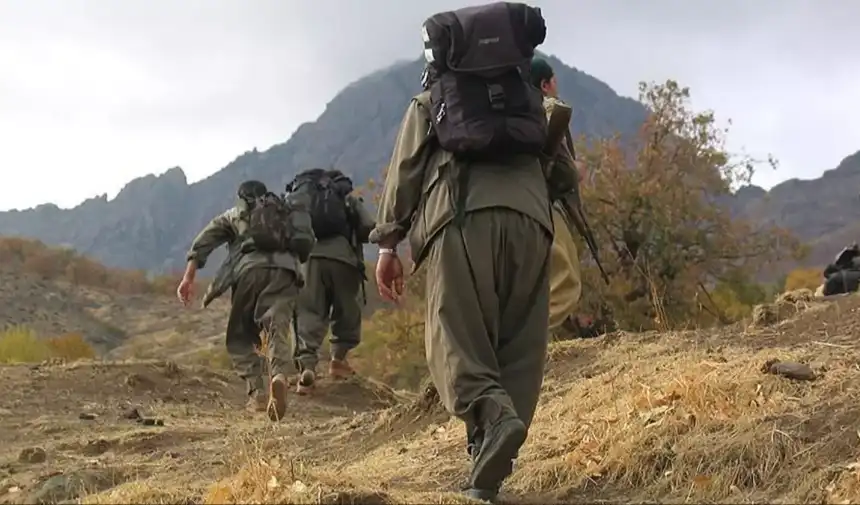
top-left (421, 1), bottom-right (548, 160)
top-left (288, 169), bottom-right (354, 240)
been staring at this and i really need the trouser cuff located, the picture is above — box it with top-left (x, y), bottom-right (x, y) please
top-left (245, 375), bottom-right (265, 395)
top-left (330, 345), bottom-right (352, 361)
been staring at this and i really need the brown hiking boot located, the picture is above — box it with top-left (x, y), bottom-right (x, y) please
top-left (267, 374), bottom-right (288, 421)
top-left (246, 390), bottom-right (268, 413)
top-left (296, 369), bottom-right (316, 395)
top-left (328, 358), bottom-right (355, 379)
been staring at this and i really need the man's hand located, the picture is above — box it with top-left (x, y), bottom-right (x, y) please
top-left (177, 260), bottom-right (198, 307)
top-left (177, 276), bottom-right (195, 306)
top-left (376, 250), bottom-right (404, 303)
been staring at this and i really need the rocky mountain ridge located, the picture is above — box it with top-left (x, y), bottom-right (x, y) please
top-left (0, 54), bottom-right (648, 272)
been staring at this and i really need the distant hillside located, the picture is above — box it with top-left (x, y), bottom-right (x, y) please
top-left (0, 55), bottom-right (648, 273)
top-left (733, 150), bottom-right (860, 268)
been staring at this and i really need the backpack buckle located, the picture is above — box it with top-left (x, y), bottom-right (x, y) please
top-left (487, 84), bottom-right (505, 110)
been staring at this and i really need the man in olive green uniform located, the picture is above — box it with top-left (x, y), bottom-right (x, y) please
top-left (531, 58), bottom-right (585, 335)
top-left (177, 180), bottom-right (300, 421)
top-left (372, 75), bottom-right (580, 499)
top-left (294, 193), bottom-right (375, 393)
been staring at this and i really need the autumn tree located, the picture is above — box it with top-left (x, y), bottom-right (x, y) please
top-left (784, 267), bottom-right (822, 292)
top-left (576, 80), bottom-right (806, 330)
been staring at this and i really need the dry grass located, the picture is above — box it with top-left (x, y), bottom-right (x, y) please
top-left (750, 288), bottom-right (820, 328)
top-left (0, 326), bottom-right (51, 363)
top-left (19, 294), bottom-right (860, 505)
top-left (186, 296), bottom-right (860, 504)
top-left (0, 326), bottom-right (96, 363)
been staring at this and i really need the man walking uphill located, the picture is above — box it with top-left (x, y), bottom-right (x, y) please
top-left (288, 168), bottom-right (375, 394)
top-left (177, 180), bottom-right (315, 422)
top-left (531, 57), bottom-right (585, 335)
top-left (371, 3), bottom-right (580, 502)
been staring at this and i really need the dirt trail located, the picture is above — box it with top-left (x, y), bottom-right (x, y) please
top-left (4, 293), bottom-right (860, 504)
top-left (0, 360), bottom-right (414, 504)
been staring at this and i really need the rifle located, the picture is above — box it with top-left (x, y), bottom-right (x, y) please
top-left (543, 101), bottom-right (610, 285)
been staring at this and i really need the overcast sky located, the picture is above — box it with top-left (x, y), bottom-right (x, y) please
top-left (1, 0), bottom-right (858, 211)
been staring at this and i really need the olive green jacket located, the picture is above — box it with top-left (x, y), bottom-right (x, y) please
top-left (185, 203), bottom-right (301, 307)
top-left (370, 91), bottom-right (580, 269)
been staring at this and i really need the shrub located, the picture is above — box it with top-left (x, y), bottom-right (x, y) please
top-left (0, 327), bottom-right (97, 363)
top-left (193, 347), bottom-right (233, 370)
top-left (784, 267), bottom-right (823, 292)
top-left (0, 236), bottom-right (210, 297)
top-left (0, 326), bottom-right (51, 363)
top-left (46, 333), bottom-right (96, 360)
top-left (353, 305), bottom-right (427, 391)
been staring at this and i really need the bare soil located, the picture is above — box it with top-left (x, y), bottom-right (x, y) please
top-left (3, 278), bottom-right (860, 504)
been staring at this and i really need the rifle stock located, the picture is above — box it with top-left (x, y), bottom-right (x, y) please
top-left (543, 101), bottom-right (611, 285)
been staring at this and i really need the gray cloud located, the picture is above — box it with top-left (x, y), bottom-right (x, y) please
top-left (0, 0), bottom-right (858, 209)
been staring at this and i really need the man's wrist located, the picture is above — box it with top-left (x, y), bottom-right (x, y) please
top-left (378, 247), bottom-right (397, 257)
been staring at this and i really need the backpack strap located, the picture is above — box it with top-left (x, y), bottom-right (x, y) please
top-left (412, 92), bottom-right (469, 227)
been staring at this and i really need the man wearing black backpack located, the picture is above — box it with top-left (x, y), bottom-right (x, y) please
top-left (371, 3), bottom-right (580, 502)
top-left (177, 180), bottom-right (315, 422)
top-left (287, 168), bottom-right (375, 394)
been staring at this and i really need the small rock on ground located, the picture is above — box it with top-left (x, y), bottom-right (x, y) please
top-left (17, 448), bottom-right (46, 464)
top-left (762, 359), bottom-right (817, 381)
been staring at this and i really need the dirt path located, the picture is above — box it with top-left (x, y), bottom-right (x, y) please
top-left (6, 295), bottom-right (860, 504)
top-left (0, 360), bottom-right (416, 504)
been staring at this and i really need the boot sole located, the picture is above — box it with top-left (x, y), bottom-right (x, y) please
top-left (297, 371), bottom-right (315, 395)
top-left (471, 419), bottom-right (526, 491)
top-left (267, 377), bottom-right (288, 421)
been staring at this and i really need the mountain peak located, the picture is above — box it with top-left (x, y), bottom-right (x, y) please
top-left (0, 55), bottom-right (649, 272)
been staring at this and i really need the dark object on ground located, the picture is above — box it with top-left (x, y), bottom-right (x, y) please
top-left (18, 447), bottom-right (47, 464)
top-left (121, 407), bottom-right (141, 420)
top-left (78, 413), bottom-right (97, 420)
top-left (762, 359), bottom-right (816, 381)
top-left (137, 418), bottom-right (164, 426)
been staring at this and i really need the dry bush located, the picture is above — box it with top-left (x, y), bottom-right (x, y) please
top-left (749, 288), bottom-right (817, 328)
top-left (353, 306), bottom-right (426, 391)
top-left (785, 267), bottom-right (823, 292)
top-left (0, 236), bottom-right (212, 296)
top-left (192, 346), bottom-right (234, 370)
top-left (0, 327), bottom-right (97, 363)
top-left (82, 481), bottom-right (193, 505)
top-left (351, 253), bottom-right (428, 391)
top-left (574, 80), bottom-right (804, 331)
top-left (46, 333), bottom-right (96, 360)
top-left (0, 326), bottom-right (51, 363)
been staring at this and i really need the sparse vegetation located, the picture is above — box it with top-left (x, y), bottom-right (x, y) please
top-left (192, 346), bottom-right (233, 370)
top-left (46, 333), bottom-right (97, 361)
top-left (784, 266), bottom-right (823, 292)
top-left (0, 326), bottom-right (51, 363)
top-left (0, 236), bottom-right (209, 296)
top-left (0, 326), bottom-right (96, 363)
